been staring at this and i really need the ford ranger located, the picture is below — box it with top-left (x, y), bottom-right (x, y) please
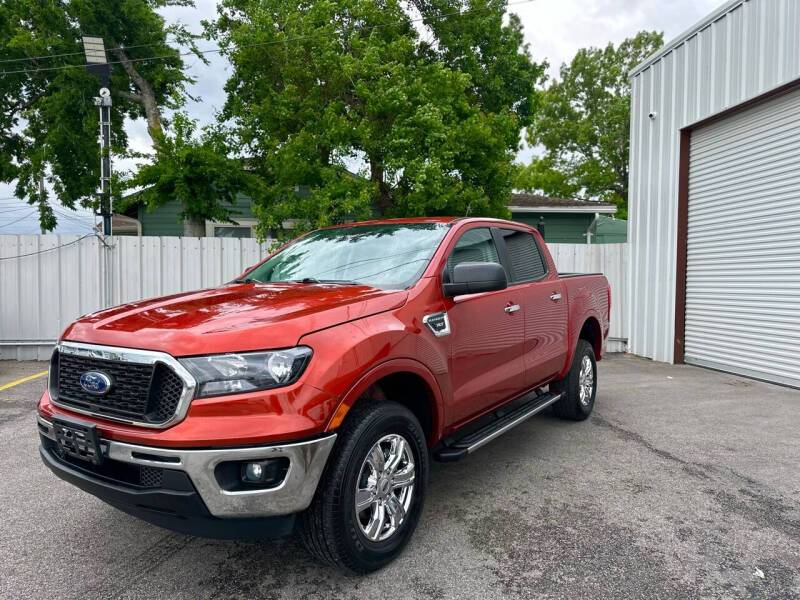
top-left (37, 217), bottom-right (610, 573)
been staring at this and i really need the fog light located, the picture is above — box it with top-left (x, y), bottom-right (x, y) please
top-left (236, 457), bottom-right (290, 488)
top-left (244, 462), bottom-right (264, 482)
top-left (216, 458), bottom-right (290, 491)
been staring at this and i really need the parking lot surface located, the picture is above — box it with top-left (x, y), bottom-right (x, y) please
top-left (1, 355), bottom-right (798, 599)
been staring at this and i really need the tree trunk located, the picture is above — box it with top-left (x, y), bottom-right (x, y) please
top-left (111, 48), bottom-right (164, 141)
top-left (183, 217), bottom-right (206, 237)
top-left (370, 159), bottom-right (392, 214)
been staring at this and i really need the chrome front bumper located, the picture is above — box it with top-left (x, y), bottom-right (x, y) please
top-left (38, 416), bottom-right (336, 518)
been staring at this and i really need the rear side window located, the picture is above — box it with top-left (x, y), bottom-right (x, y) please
top-left (445, 228), bottom-right (500, 282)
top-left (500, 228), bottom-right (547, 283)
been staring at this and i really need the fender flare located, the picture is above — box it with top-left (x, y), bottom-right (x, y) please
top-left (323, 357), bottom-right (446, 443)
top-left (562, 315), bottom-right (603, 377)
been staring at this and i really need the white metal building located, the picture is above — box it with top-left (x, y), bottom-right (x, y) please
top-left (628, 0), bottom-right (800, 388)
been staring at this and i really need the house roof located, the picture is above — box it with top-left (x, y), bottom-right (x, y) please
top-left (507, 193), bottom-right (618, 214)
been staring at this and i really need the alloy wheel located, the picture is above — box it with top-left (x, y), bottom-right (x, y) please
top-left (578, 355), bottom-right (594, 407)
top-left (355, 433), bottom-right (416, 542)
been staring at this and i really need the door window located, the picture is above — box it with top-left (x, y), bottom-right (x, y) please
top-left (445, 228), bottom-right (500, 282)
top-left (499, 229), bottom-right (548, 283)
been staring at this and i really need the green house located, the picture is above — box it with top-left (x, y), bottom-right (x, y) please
top-left (507, 194), bottom-right (625, 244)
top-left (121, 192), bottom-right (260, 238)
top-left (119, 190), bottom-right (626, 243)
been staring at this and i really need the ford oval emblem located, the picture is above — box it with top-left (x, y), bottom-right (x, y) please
top-left (79, 371), bottom-right (113, 395)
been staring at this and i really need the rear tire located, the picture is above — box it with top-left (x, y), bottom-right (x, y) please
top-left (298, 400), bottom-right (428, 573)
top-left (550, 339), bottom-right (597, 421)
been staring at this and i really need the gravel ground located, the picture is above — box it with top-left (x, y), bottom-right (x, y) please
top-left (1, 354), bottom-right (798, 599)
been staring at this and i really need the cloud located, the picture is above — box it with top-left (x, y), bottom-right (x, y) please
top-left (512, 0), bottom-right (720, 78)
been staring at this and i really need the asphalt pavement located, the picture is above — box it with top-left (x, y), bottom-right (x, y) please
top-left (1, 355), bottom-right (798, 599)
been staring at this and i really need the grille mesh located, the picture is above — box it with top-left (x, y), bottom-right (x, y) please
top-left (139, 466), bottom-right (164, 488)
top-left (55, 352), bottom-right (184, 424)
top-left (149, 364), bottom-right (184, 422)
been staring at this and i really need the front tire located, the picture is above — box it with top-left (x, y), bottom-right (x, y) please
top-left (550, 339), bottom-right (597, 421)
top-left (298, 401), bottom-right (428, 573)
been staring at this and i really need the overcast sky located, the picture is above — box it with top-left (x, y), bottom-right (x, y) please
top-left (0, 0), bottom-right (721, 234)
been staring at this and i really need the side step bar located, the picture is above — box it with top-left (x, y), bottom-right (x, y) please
top-left (433, 391), bottom-right (563, 462)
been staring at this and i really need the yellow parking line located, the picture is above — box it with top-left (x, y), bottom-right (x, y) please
top-left (0, 370), bottom-right (48, 392)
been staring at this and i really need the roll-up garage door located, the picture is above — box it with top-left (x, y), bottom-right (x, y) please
top-left (685, 87), bottom-right (800, 388)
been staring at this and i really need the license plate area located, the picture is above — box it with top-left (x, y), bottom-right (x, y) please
top-left (52, 415), bottom-right (103, 465)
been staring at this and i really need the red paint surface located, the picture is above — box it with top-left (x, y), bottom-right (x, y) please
top-left (40, 218), bottom-right (609, 448)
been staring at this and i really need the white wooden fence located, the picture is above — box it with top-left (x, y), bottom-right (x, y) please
top-left (0, 235), bottom-right (628, 360)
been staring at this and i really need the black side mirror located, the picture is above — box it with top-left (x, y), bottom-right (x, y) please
top-left (443, 262), bottom-right (507, 298)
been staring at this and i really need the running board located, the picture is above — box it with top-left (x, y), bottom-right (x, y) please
top-left (433, 391), bottom-right (563, 462)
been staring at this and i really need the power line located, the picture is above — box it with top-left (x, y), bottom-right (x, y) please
top-left (0, 233), bottom-right (96, 260)
top-left (0, 205), bottom-right (36, 214)
top-left (0, 35), bottom-right (195, 64)
top-left (0, 210), bottom-right (37, 229)
top-left (0, 0), bottom-right (536, 76)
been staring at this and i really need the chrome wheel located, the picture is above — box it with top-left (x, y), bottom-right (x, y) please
top-left (578, 355), bottom-right (594, 407)
top-left (355, 433), bottom-right (416, 542)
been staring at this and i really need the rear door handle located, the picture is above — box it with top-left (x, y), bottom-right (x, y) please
top-left (550, 293), bottom-right (562, 301)
top-left (504, 304), bottom-right (520, 313)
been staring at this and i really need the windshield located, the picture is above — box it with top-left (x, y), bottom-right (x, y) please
top-left (245, 223), bottom-right (450, 289)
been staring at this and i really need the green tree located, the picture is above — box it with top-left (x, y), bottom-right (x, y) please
top-left (0, 0), bottom-right (202, 231)
top-left (122, 114), bottom-right (259, 236)
top-left (210, 0), bottom-right (544, 236)
top-left (516, 31), bottom-right (663, 218)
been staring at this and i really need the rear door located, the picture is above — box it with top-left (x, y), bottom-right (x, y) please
top-left (496, 228), bottom-right (568, 387)
top-left (444, 227), bottom-right (526, 425)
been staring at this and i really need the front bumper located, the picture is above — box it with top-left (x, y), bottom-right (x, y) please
top-left (38, 415), bottom-right (335, 527)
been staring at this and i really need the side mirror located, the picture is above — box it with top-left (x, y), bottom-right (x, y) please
top-left (443, 262), bottom-right (507, 298)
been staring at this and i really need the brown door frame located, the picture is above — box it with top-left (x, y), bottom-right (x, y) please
top-left (673, 77), bottom-right (800, 364)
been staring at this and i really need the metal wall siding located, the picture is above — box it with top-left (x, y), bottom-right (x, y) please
top-left (628, 0), bottom-right (800, 362)
top-left (0, 236), bottom-right (630, 359)
top-left (0, 235), bottom-right (273, 360)
top-left (686, 87), bottom-right (800, 387)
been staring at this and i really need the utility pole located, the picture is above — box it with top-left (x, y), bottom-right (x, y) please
top-left (82, 36), bottom-right (114, 308)
top-left (94, 89), bottom-right (113, 236)
top-left (81, 36), bottom-right (112, 235)
top-left (39, 174), bottom-right (47, 235)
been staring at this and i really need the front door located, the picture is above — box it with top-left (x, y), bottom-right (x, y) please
top-left (443, 227), bottom-right (526, 426)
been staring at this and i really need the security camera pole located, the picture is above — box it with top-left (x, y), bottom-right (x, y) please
top-left (82, 36), bottom-right (113, 236)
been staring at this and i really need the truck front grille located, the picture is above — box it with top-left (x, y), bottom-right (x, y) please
top-left (53, 351), bottom-right (185, 425)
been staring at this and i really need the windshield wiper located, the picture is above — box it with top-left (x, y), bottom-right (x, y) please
top-left (232, 277), bottom-right (259, 284)
top-left (292, 277), bottom-right (361, 285)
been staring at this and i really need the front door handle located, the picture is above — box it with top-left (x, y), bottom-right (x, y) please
top-left (504, 304), bottom-right (521, 313)
top-left (550, 293), bottom-right (562, 301)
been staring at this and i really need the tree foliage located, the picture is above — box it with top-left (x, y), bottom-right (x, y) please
top-left (210, 0), bottom-right (545, 236)
top-left (122, 114), bottom-right (259, 236)
top-left (516, 31), bottom-right (663, 218)
top-left (0, 0), bottom-right (202, 231)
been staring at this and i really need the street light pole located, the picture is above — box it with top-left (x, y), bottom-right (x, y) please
top-left (94, 90), bottom-right (113, 236)
top-left (82, 35), bottom-right (113, 236)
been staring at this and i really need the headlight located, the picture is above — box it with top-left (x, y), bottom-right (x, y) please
top-left (180, 347), bottom-right (313, 398)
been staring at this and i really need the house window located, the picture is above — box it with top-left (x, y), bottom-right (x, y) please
top-left (205, 219), bottom-right (258, 238)
top-left (213, 225), bottom-right (252, 238)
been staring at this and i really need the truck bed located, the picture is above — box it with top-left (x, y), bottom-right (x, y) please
top-left (558, 272), bottom-right (603, 279)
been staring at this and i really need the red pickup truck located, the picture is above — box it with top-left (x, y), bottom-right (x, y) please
top-left (38, 217), bottom-right (610, 572)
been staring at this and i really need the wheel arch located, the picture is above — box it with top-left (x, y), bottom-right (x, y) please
top-left (324, 358), bottom-right (444, 447)
top-left (579, 316), bottom-right (602, 359)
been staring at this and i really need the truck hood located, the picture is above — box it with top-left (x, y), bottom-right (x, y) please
top-left (62, 282), bottom-right (408, 356)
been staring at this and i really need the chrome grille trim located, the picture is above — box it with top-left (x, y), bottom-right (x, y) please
top-left (50, 341), bottom-right (197, 429)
